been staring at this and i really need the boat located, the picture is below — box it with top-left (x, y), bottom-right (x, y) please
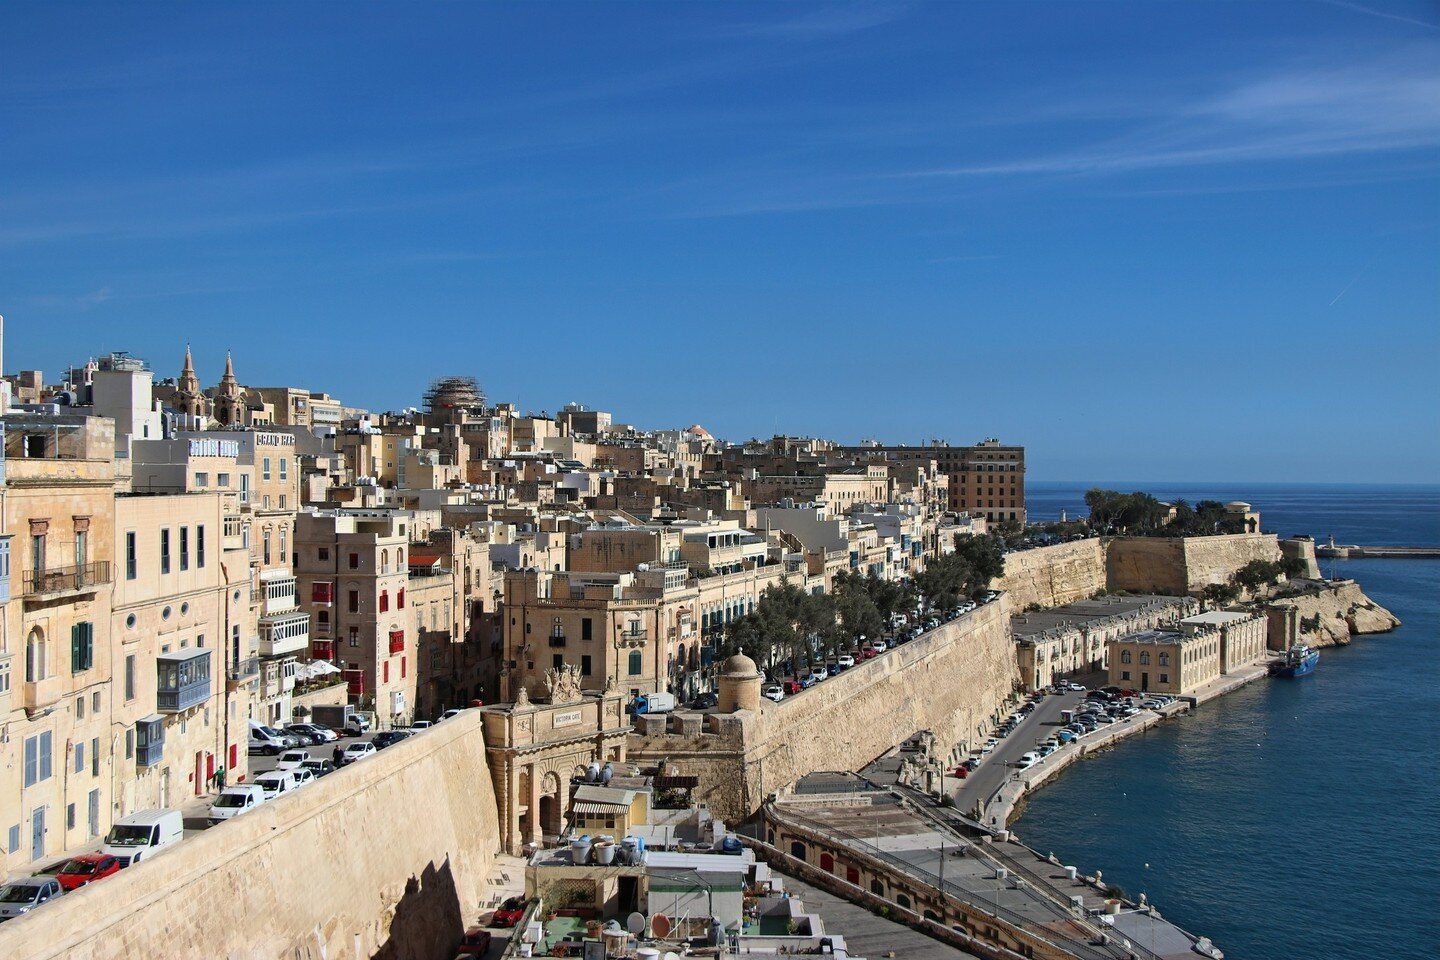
top-left (1270, 643), bottom-right (1319, 678)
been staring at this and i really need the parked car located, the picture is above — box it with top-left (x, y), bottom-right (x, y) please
top-left (208, 784), bottom-right (267, 824)
top-left (409, 720), bottom-right (434, 731)
top-left (837, 654), bottom-right (856, 669)
top-left (981, 739), bottom-right (998, 754)
top-left (291, 766), bottom-right (318, 787)
top-left (1015, 752), bottom-right (1040, 769)
top-left (0, 878), bottom-right (63, 922)
top-left (456, 927), bottom-right (493, 956)
top-left (300, 758), bottom-right (336, 779)
top-left (285, 723), bottom-right (335, 745)
top-left (762, 684), bottom-right (785, 703)
top-left (100, 809), bottom-right (184, 866)
top-left (247, 720), bottom-right (290, 756)
top-left (806, 669), bottom-right (828, 685)
top-left (1066, 682), bottom-right (1087, 691)
top-left (55, 854), bottom-right (123, 892)
top-left (781, 678), bottom-right (802, 695)
top-left (860, 647), bottom-right (878, 660)
top-left (373, 730), bottom-right (412, 750)
top-left (798, 673), bottom-right (817, 689)
top-left (950, 765), bottom-right (970, 779)
top-left (275, 749), bottom-right (311, 772)
top-left (492, 896), bottom-right (528, 927)
top-left (826, 662), bottom-right (842, 677)
top-left (254, 770), bottom-right (297, 800)
top-left (439, 708), bottom-right (465, 722)
top-left (340, 741), bottom-right (377, 765)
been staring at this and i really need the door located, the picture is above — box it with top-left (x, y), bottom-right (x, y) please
top-left (1141, 672), bottom-right (1149, 692)
top-left (31, 807), bottom-right (45, 861)
top-left (88, 789), bottom-right (100, 838)
top-left (194, 752), bottom-right (205, 795)
top-left (206, 752), bottom-right (216, 788)
top-left (160, 768), bottom-right (170, 808)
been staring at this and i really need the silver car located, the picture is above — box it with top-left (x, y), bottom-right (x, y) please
top-left (0, 877), bottom-right (63, 922)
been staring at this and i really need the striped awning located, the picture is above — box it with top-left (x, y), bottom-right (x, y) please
top-left (572, 801), bottom-right (626, 815)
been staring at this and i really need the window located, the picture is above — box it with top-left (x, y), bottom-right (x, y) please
top-left (279, 529), bottom-right (287, 564)
top-left (1121, 670), bottom-right (1132, 681)
top-left (74, 740), bottom-right (85, 774)
top-left (0, 660), bottom-right (9, 695)
top-left (1139, 651), bottom-right (1151, 665)
top-left (179, 527), bottom-right (189, 571)
top-left (1159, 652), bottom-right (1170, 666)
top-left (197, 525), bottom-right (206, 568)
top-left (400, 656), bottom-right (406, 679)
top-left (160, 528), bottom-right (171, 574)
top-left (379, 590), bottom-right (389, 613)
top-left (382, 661), bottom-right (389, 684)
top-left (582, 618), bottom-right (593, 641)
top-left (581, 655), bottom-right (592, 676)
top-left (125, 655), bottom-right (135, 701)
top-left (279, 458), bottom-right (288, 481)
top-left (77, 694), bottom-right (86, 719)
top-left (263, 531), bottom-right (272, 566)
top-left (23, 731), bottom-right (53, 787)
top-left (552, 654), bottom-right (564, 671)
top-left (349, 553), bottom-right (359, 569)
top-left (397, 587), bottom-right (405, 609)
top-left (126, 532), bottom-right (137, 580)
top-left (91, 737), bottom-right (99, 776)
top-left (628, 650), bottom-right (643, 676)
top-left (195, 472), bottom-right (209, 487)
top-left (239, 473), bottom-right (250, 503)
top-left (1159, 673), bottom-right (1170, 684)
top-left (124, 729), bottom-right (134, 760)
top-left (71, 622), bottom-right (94, 673)
top-left (318, 547), bottom-right (330, 561)
top-left (262, 457), bottom-right (271, 481)
top-left (348, 628), bottom-right (359, 648)
top-left (1120, 650), bottom-right (1131, 664)
top-left (218, 472), bottom-right (230, 488)
top-left (348, 590), bottom-right (359, 613)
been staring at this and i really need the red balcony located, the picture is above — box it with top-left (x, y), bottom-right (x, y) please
top-left (343, 667), bottom-right (366, 696)
top-left (311, 640), bottom-right (334, 661)
top-left (388, 630), bottom-right (405, 656)
top-left (312, 581), bottom-right (334, 605)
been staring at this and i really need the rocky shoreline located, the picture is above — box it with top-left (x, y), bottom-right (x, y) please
top-left (1265, 579), bottom-right (1401, 648)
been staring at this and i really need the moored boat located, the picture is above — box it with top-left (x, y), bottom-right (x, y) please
top-left (1270, 643), bottom-right (1319, 678)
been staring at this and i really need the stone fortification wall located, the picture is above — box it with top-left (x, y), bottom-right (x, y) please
top-left (0, 712), bottom-right (500, 960)
top-left (1270, 580), bottom-right (1400, 648)
top-left (1106, 533), bottom-right (1281, 595)
top-left (997, 539), bottom-right (1105, 610)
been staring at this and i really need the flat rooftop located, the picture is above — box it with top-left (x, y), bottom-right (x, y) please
top-left (1012, 595), bottom-right (1185, 639)
top-left (1180, 610), bottom-right (1254, 625)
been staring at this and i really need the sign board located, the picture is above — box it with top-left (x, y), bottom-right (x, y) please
top-left (188, 438), bottom-right (240, 459)
top-left (552, 709), bottom-right (582, 729)
top-left (255, 432), bottom-right (296, 447)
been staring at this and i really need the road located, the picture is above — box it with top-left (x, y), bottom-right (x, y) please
top-left (950, 687), bottom-right (1086, 820)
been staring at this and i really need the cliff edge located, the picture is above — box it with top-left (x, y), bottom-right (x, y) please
top-left (1268, 580), bottom-right (1401, 648)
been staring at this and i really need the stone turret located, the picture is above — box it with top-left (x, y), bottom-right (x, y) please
top-left (213, 351), bottom-right (246, 426)
top-left (717, 649), bottom-right (762, 713)
top-left (170, 344), bottom-right (211, 419)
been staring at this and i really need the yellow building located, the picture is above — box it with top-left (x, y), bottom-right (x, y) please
top-left (1108, 627), bottom-right (1221, 696)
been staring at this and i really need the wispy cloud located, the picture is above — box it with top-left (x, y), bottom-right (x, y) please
top-left (1319, 0), bottom-right (1440, 31)
top-left (21, 287), bottom-right (114, 310)
top-left (899, 47), bottom-right (1440, 179)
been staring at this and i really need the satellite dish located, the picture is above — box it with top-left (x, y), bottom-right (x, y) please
top-left (625, 912), bottom-right (646, 935)
top-left (650, 914), bottom-right (672, 938)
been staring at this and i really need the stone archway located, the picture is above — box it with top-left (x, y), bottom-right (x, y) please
top-left (539, 770), bottom-right (564, 838)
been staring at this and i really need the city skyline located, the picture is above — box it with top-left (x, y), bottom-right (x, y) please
top-left (3, 1), bottom-right (1438, 483)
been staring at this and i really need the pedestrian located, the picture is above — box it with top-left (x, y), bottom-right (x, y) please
top-left (214, 766), bottom-right (227, 791)
top-left (332, 745), bottom-right (343, 767)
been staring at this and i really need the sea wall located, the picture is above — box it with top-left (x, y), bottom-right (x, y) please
top-left (997, 539), bottom-right (1106, 610)
top-left (1105, 533), bottom-right (1281, 595)
top-left (630, 599), bottom-right (1018, 821)
top-left (0, 712), bottom-right (500, 960)
top-left (1270, 580), bottom-right (1401, 648)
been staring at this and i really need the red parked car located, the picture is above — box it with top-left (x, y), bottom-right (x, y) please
top-left (950, 765), bottom-right (970, 779)
top-left (782, 679), bottom-right (803, 695)
top-left (56, 853), bottom-right (124, 891)
top-left (491, 896), bottom-right (527, 927)
top-left (860, 647), bottom-right (878, 660)
top-left (455, 927), bottom-right (492, 955)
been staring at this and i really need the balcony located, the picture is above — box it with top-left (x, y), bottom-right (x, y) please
top-left (259, 576), bottom-right (298, 616)
top-left (388, 630), bottom-right (405, 656)
top-left (227, 656), bottom-right (260, 684)
top-left (548, 633), bottom-right (567, 648)
top-left (259, 611), bottom-right (310, 658)
top-left (136, 715), bottom-right (165, 767)
top-left (22, 561), bottom-right (111, 600)
top-left (156, 649), bottom-right (212, 713)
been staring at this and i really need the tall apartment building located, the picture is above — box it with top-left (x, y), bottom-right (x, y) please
top-left (841, 438), bottom-right (1026, 524)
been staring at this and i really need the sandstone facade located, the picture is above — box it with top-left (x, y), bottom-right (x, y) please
top-left (0, 712), bottom-right (499, 960)
top-left (1105, 533), bottom-right (1281, 595)
top-left (1270, 580), bottom-right (1401, 648)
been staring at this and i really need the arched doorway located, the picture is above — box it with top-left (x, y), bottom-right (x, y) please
top-left (539, 770), bottom-right (564, 838)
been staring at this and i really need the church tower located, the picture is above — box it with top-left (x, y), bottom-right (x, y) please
top-left (213, 351), bottom-right (246, 426)
top-left (171, 344), bottom-right (210, 419)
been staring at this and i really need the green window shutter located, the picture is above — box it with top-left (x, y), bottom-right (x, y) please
top-left (72, 623), bottom-right (81, 673)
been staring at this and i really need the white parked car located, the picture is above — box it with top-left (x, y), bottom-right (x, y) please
top-left (1067, 682), bottom-right (1087, 692)
top-left (274, 749), bottom-right (310, 772)
top-left (981, 739), bottom-right (998, 754)
top-left (341, 741), bottom-right (377, 764)
top-left (409, 720), bottom-right (433, 731)
top-left (439, 709), bottom-right (465, 722)
top-left (806, 669), bottom-right (828, 685)
top-left (289, 766), bottom-right (317, 787)
top-left (762, 684), bottom-right (785, 703)
top-left (837, 654), bottom-right (856, 669)
top-left (1016, 751), bottom-right (1040, 769)
top-left (254, 770), bottom-right (296, 800)
top-left (208, 785), bottom-right (266, 825)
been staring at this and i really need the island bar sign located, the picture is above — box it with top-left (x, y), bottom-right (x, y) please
top-left (552, 709), bottom-right (582, 730)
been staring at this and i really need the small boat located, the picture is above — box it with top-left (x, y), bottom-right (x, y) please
top-left (1270, 643), bottom-right (1319, 678)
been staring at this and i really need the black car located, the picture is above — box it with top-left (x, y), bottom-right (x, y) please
top-left (300, 758), bottom-right (336, 778)
top-left (284, 724), bottom-right (326, 745)
top-left (689, 692), bottom-right (719, 710)
top-left (372, 730), bottom-right (412, 750)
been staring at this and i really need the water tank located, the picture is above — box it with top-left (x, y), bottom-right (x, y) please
top-left (600, 762), bottom-right (613, 784)
top-left (585, 763), bottom-right (601, 783)
top-left (720, 834), bottom-right (743, 854)
top-left (570, 837), bottom-right (593, 865)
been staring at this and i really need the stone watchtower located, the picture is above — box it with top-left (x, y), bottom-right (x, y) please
top-left (717, 650), bottom-right (762, 713)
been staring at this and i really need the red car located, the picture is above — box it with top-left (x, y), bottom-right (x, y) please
top-left (950, 765), bottom-right (970, 779)
top-left (456, 927), bottom-right (492, 955)
top-left (491, 896), bottom-right (527, 927)
top-left (782, 679), bottom-right (803, 696)
top-left (56, 853), bottom-right (124, 891)
top-left (860, 647), bottom-right (878, 660)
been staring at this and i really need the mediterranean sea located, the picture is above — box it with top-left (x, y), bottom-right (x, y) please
top-left (1014, 481), bottom-right (1440, 960)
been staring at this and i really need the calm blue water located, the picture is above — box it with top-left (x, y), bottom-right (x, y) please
top-left (1014, 483), bottom-right (1440, 960)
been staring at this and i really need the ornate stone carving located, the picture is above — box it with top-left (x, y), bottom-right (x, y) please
top-left (514, 685), bottom-right (532, 708)
top-left (544, 663), bottom-right (584, 704)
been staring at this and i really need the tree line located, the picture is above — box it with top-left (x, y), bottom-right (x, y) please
top-left (1084, 488), bottom-right (1236, 537)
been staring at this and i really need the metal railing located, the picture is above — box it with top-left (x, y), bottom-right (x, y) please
top-left (227, 657), bottom-right (260, 682)
top-left (23, 560), bottom-right (111, 597)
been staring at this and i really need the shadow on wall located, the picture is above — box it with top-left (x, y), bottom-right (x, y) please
top-left (372, 857), bottom-right (464, 960)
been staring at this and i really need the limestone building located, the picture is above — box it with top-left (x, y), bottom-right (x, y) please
top-left (1108, 627), bottom-right (1221, 696)
top-left (838, 437), bottom-right (1026, 524)
top-left (1179, 609), bottom-right (1267, 674)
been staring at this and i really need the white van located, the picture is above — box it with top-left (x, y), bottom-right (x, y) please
top-left (207, 784), bottom-right (267, 825)
top-left (101, 809), bottom-right (184, 865)
top-left (253, 770), bottom-right (296, 801)
top-left (248, 719), bottom-right (289, 756)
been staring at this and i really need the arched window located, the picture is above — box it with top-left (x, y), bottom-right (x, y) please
top-left (820, 853), bottom-right (834, 872)
top-left (25, 628), bottom-right (46, 682)
top-left (379, 589), bottom-right (389, 613)
top-left (845, 866), bottom-right (859, 885)
top-left (870, 878), bottom-right (885, 896)
top-left (1139, 651), bottom-right (1151, 665)
top-left (396, 548), bottom-right (404, 567)
top-left (789, 841), bottom-right (807, 860)
top-left (380, 549), bottom-right (389, 574)
top-left (1159, 652), bottom-right (1169, 666)
top-left (1120, 650), bottom-right (1131, 664)
top-left (897, 893), bottom-right (912, 910)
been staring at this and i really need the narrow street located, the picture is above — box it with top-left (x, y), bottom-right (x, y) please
top-left (950, 687), bottom-right (1086, 820)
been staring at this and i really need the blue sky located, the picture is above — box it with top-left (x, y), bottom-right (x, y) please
top-left (2, 1), bottom-right (1437, 483)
